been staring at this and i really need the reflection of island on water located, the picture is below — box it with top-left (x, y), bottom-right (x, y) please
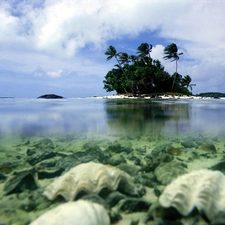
top-left (104, 99), bottom-right (191, 137)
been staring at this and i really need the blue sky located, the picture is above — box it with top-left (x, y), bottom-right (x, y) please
top-left (0, 0), bottom-right (224, 98)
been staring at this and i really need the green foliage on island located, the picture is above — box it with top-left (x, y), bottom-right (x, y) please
top-left (103, 43), bottom-right (193, 96)
top-left (197, 92), bottom-right (225, 98)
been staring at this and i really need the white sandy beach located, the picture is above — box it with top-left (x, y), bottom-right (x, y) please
top-left (94, 94), bottom-right (218, 100)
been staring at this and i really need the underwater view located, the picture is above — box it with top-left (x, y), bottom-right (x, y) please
top-left (0, 97), bottom-right (225, 225)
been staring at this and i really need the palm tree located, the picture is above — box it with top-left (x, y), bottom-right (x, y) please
top-left (105, 46), bottom-right (130, 93)
top-left (129, 55), bottom-right (138, 64)
top-left (181, 75), bottom-right (192, 89)
top-left (105, 45), bottom-right (123, 69)
top-left (163, 43), bottom-right (183, 91)
top-left (137, 43), bottom-right (152, 58)
top-left (189, 84), bottom-right (196, 91)
top-left (118, 52), bottom-right (130, 65)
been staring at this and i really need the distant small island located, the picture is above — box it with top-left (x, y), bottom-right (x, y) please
top-left (37, 94), bottom-right (64, 99)
top-left (196, 92), bottom-right (225, 98)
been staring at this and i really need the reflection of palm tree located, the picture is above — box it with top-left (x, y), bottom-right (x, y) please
top-left (163, 43), bottom-right (183, 91)
top-left (105, 99), bottom-right (190, 138)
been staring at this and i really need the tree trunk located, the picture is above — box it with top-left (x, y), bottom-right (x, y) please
top-left (171, 60), bottom-right (178, 92)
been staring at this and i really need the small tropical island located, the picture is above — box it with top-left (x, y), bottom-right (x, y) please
top-left (37, 94), bottom-right (64, 99)
top-left (103, 43), bottom-right (193, 97)
top-left (196, 92), bottom-right (225, 98)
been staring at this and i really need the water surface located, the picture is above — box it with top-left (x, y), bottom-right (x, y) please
top-left (0, 97), bottom-right (225, 224)
top-left (0, 97), bottom-right (224, 138)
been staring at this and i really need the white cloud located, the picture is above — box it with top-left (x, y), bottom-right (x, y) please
top-left (0, 0), bottom-right (189, 56)
top-left (0, 0), bottom-right (225, 96)
top-left (2, 0), bottom-right (224, 59)
top-left (47, 69), bottom-right (63, 78)
top-left (151, 45), bottom-right (165, 61)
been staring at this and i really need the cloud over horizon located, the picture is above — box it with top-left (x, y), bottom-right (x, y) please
top-left (0, 0), bottom-right (224, 97)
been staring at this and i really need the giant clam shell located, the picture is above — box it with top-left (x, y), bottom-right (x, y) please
top-left (159, 169), bottom-right (225, 221)
top-left (43, 162), bottom-right (133, 201)
top-left (30, 200), bottom-right (110, 225)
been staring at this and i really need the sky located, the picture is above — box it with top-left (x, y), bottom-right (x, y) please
top-left (0, 0), bottom-right (224, 98)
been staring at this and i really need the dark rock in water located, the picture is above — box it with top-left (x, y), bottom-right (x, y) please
top-left (82, 141), bottom-right (110, 163)
top-left (0, 161), bottom-right (22, 174)
top-left (154, 161), bottom-right (187, 185)
top-left (80, 194), bottom-right (110, 210)
top-left (148, 202), bottom-right (209, 224)
top-left (0, 172), bottom-right (7, 181)
top-left (142, 153), bottom-right (174, 173)
top-left (210, 161), bottom-right (225, 173)
top-left (37, 167), bottom-right (64, 179)
top-left (0, 188), bottom-right (52, 223)
top-left (148, 143), bottom-right (173, 158)
top-left (82, 141), bottom-right (101, 151)
top-left (148, 202), bottom-right (183, 222)
top-left (4, 168), bottom-right (38, 195)
top-left (181, 140), bottom-right (196, 148)
top-left (105, 191), bottom-right (127, 207)
top-left (0, 207), bottom-right (31, 225)
top-left (117, 163), bottom-right (140, 176)
top-left (106, 140), bottom-right (133, 154)
top-left (108, 153), bottom-right (126, 166)
top-left (26, 150), bottom-right (57, 166)
top-left (117, 198), bottom-right (151, 213)
top-left (56, 154), bottom-right (83, 171)
top-left (133, 172), bottom-right (157, 188)
top-left (127, 152), bottom-right (144, 166)
top-left (135, 147), bottom-right (146, 154)
top-left (26, 148), bottom-right (36, 156)
top-left (167, 146), bottom-right (183, 156)
top-left (35, 157), bottom-right (59, 168)
top-left (29, 138), bottom-right (55, 150)
top-left (198, 143), bottom-right (217, 153)
top-left (34, 192), bottom-right (53, 212)
top-left (153, 187), bottom-right (162, 197)
top-left (119, 182), bottom-right (146, 198)
top-left (56, 146), bottom-right (111, 171)
top-left (37, 94), bottom-right (64, 99)
top-left (26, 138), bottom-right (55, 161)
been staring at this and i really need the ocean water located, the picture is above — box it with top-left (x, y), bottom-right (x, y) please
top-left (0, 97), bottom-right (225, 224)
top-left (0, 97), bottom-right (224, 139)
top-left (0, 97), bottom-right (225, 156)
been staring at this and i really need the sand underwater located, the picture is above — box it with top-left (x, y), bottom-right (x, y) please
top-left (0, 97), bottom-right (225, 225)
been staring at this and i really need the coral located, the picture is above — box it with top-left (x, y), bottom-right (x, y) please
top-left (159, 169), bottom-right (225, 221)
top-left (30, 200), bottom-right (110, 225)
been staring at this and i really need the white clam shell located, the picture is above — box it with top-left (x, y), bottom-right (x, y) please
top-left (159, 169), bottom-right (225, 221)
top-left (30, 200), bottom-right (110, 225)
top-left (43, 162), bottom-right (131, 201)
